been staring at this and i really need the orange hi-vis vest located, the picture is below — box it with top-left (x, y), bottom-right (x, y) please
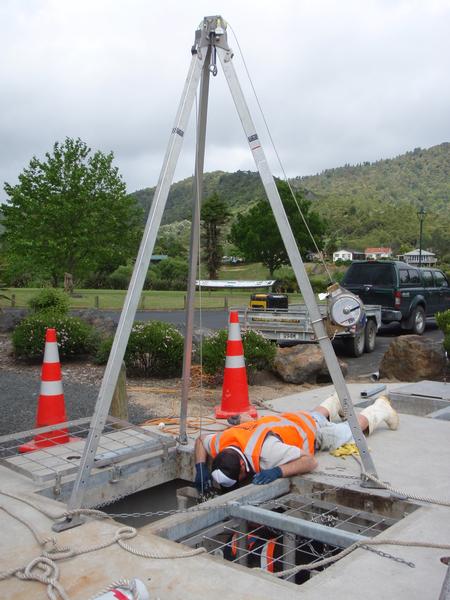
top-left (207, 412), bottom-right (317, 472)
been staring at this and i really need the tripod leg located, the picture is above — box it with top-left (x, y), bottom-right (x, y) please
top-left (179, 48), bottom-right (212, 443)
top-left (217, 46), bottom-right (378, 483)
top-left (65, 51), bottom-right (206, 514)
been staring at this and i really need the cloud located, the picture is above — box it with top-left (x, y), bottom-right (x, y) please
top-left (1, 0), bottom-right (449, 198)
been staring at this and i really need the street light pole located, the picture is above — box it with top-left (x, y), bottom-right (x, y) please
top-left (417, 206), bottom-right (426, 268)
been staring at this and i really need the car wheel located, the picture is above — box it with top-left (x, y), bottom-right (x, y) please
top-left (364, 319), bottom-right (377, 353)
top-left (411, 306), bottom-right (426, 335)
top-left (344, 329), bottom-right (365, 357)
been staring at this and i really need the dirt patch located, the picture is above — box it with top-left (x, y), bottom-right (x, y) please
top-left (0, 334), bottom-right (318, 421)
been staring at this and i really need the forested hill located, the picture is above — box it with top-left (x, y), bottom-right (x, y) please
top-left (129, 142), bottom-right (449, 256)
top-left (294, 143), bottom-right (449, 212)
top-left (131, 170), bottom-right (265, 225)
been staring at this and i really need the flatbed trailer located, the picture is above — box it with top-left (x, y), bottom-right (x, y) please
top-left (236, 303), bottom-right (382, 357)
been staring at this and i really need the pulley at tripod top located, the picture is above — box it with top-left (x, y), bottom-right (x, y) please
top-left (326, 283), bottom-right (365, 328)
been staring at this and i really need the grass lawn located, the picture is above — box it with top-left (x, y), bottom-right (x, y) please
top-left (1, 287), bottom-right (303, 311)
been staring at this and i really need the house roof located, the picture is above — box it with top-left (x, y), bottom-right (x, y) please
top-left (365, 247), bottom-right (392, 253)
top-left (403, 249), bottom-right (436, 256)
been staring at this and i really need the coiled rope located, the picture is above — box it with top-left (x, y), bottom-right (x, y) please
top-left (0, 491), bottom-right (205, 600)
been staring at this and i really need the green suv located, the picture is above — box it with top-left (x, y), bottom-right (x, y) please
top-left (341, 260), bottom-right (450, 334)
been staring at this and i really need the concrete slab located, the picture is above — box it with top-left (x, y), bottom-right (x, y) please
top-left (0, 382), bottom-right (449, 599)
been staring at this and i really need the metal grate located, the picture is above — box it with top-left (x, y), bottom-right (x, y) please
top-left (177, 487), bottom-right (408, 585)
top-left (0, 417), bottom-right (175, 485)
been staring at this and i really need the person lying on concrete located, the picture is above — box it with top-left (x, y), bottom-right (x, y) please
top-left (194, 394), bottom-right (399, 494)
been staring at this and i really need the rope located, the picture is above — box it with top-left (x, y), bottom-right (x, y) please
top-left (0, 492), bottom-right (205, 600)
top-left (271, 538), bottom-right (450, 579)
top-left (364, 473), bottom-right (450, 508)
top-left (228, 23), bottom-right (333, 283)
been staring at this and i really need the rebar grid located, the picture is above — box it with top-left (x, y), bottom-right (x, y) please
top-left (262, 494), bottom-right (392, 537)
top-left (0, 418), bottom-right (174, 483)
top-left (200, 521), bottom-right (338, 572)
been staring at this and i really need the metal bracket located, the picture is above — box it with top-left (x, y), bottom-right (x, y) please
top-left (52, 515), bottom-right (85, 532)
top-left (109, 464), bottom-right (122, 484)
top-left (53, 472), bottom-right (62, 498)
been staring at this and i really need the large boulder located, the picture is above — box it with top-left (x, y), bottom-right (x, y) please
top-left (273, 344), bottom-right (348, 384)
top-left (379, 335), bottom-right (446, 381)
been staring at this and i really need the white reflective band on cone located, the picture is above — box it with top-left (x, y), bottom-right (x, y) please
top-left (40, 380), bottom-right (64, 396)
top-left (227, 322), bottom-right (242, 340)
top-left (43, 342), bottom-right (60, 363)
top-left (225, 355), bottom-right (245, 369)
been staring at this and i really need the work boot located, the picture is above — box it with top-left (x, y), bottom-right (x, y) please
top-left (360, 395), bottom-right (399, 435)
top-left (320, 392), bottom-right (344, 422)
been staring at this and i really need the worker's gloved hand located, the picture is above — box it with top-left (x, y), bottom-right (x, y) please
top-left (195, 462), bottom-right (212, 494)
top-left (253, 466), bottom-right (282, 485)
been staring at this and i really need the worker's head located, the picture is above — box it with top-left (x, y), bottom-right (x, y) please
top-left (211, 447), bottom-right (253, 490)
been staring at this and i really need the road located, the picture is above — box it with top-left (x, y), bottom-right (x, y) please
top-left (103, 309), bottom-right (444, 380)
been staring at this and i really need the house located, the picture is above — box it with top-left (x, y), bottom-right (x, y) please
top-left (397, 249), bottom-right (437, 267)
top-left (332, 249), bottom-right (365, 262)
top-left (365, 247), bottom-right (392, 259)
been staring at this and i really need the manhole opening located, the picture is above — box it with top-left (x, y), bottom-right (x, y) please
top-left (172, 484), bottom-right (419, 585)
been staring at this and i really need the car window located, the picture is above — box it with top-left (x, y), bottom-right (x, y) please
top-left (421, 270), bottom-right (433, 285)
top-left (434, 271), bottom-right (449, 288)
top-left (343, 263), bottom-right (395, 285)
top-left (399, 269), bottom-right (409, 285)
top-left (408, 269), bottom-right (420, 284)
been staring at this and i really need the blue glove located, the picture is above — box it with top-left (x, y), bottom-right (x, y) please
top-left (253, 466), bottom-right (282, 485)
top-left (195, 462), bottom-right (212, 494)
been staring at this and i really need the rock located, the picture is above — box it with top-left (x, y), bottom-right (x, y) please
top-left (273, 344), bottom-right (348, 384)
top-left (73, 309), bottom-right (117, 337)
top-left (379, 335), bottom-right (446, 381)
top-left (0, 309), bottom-right (27, 332)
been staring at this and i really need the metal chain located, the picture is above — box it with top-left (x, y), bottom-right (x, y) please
top-left (360, 544), bottom-right (415, 568)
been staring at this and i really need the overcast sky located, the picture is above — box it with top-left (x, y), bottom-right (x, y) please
top-left (1, 0), bottom-right (449, 199)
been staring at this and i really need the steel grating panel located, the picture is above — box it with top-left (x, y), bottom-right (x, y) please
top-left (0, 417), bottom-right (175, 484)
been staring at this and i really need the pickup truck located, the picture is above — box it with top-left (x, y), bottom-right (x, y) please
top-left (236, 302), bottom-right (382, 357)
top-left (341, 260), bottom-right (450, 334)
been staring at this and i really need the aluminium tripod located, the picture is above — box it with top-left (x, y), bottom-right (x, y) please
top-left (65, 16), bottom-right (380, 517)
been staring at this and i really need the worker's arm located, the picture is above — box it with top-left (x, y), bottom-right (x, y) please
top-left (194, 435), bottom-right (209, 463)
top-left (279, 454), bottom-right (318, 477)
top-left (194, 436), bottom-right (212, 493)
top-left (253, 454), bottom-right (318, 484)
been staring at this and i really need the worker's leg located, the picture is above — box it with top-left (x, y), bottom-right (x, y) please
top-left (313, 392), bottom-right (343, 422)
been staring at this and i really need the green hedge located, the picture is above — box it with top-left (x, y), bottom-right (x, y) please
top-left (436, 309), bottom-right (450, 353)
top-left (201, 328), bottom-right (276, 381)
top-left (96, 320), bottom-right (184, 377)
top-left (12, 311), bottom-right (99, 360)
top-left (28, 288), bottom-right (70, 315)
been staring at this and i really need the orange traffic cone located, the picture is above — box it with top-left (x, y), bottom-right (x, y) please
top-left (215, 311), bottom-right (257, 419)
top-left (19, 328), bottom-right (77, 453)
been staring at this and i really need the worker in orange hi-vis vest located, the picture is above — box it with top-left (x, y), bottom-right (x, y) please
top-left (194, 393), bottom-right (399, 494)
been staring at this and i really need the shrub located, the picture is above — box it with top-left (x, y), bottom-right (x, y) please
top-left (12, 310), bottom-right (99, 360)
top-left (436, 310), bottom-right (450, 353)
top-left (273, 266), bottom-right (298, 293)
top-left (95, 321), bottom-right (184, 377)
top-left (28, 288), bottom-right (70, 315)
top-left (201, 328), bottom-right (276, 381)
top-left (308, 275), bottom-right (329, 293)
top-left (108, 264), bottom-right (134, 289)
top-left (146, 258), bottom-right (188, 291)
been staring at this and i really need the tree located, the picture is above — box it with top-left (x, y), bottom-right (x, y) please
top-left (1, 138), bottom-right (142, 287)
top-left (201, 193), bottom-right (230, 279)
top-left (229, 180), bottom-right (327, 276)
